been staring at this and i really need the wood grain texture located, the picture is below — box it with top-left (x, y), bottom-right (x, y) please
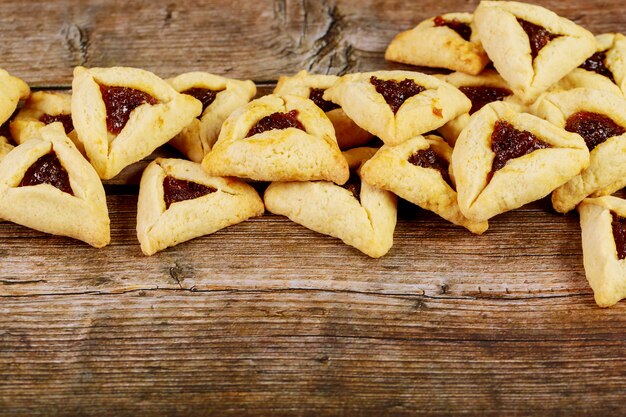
top-left (2, 0), bottom-right (626, 416)
top-left (0, 0), bottom-right (624, 86)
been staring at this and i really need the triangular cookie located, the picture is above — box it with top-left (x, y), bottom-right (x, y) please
top-left (274, 70), bottom-right (373, 149)
top-left (553, 34), bottom-right (625, 97)
top-left (167, 72), bottom-right (256, 163)
top-left (9, 91), bottom-right (83, 154)
top-left (531, 88), bottom-right (626, 213)
top-left (578, 196), bottom-right (626, 307)
top-left (137, 158), bottom-right (264, 255)
top-left (361, 135), bottom-right (487, 234)
top-left (72, 66), bottom-right (202, 179)
top-left (435, 71), bottom-right (521, 146)
top-left (0, 123), bottom-right (110, 247)
top-left (385, 13), bottom-right (489, 75)
top-left (452, 101), bottom-right (589, 222)
top-left (202, 94), bottom-right (349, 184)
top-left (0, 68), bottom-right (29, 125)
top-left (323, 71), bottom-right (470, 146)
top-left (474, 1), bottom-right (596, 103)
top-left (264, 148), bottom-right (397, 258)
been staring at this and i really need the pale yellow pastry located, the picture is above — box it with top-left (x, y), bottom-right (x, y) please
top-left (385, 13), bottom-right (489, 75)
top-left (554, 33), bottom-right (626, 97)
top-left (531, 88), bottom-right (626, 213)
top-left (202, 94), bottom-right (349, 184)
top-left (167, 72), bottom-right (256, 163)
top-left (274, 70), bottom-right (373, 149)
top-left (9, 91), bottom-right (83, 153)
top-left (474, 1), bottom-right (596, 104)
top-left (323, 71), bottom-right (471, 146)
top-left (578, 196), bottom-right (626, 307)
top-left (0, 136), bottom-right (12, 160)
top-left (452, 101), bottom-right (589, 222)
top-left (361, 135), bottom-right (487, 234)
top-left (0, 123), bottom-right (110, 247)
top-left (436, 71), bottom-right (521, 146)
top-left (264, 148), bottom-right (397, 258)
top-left (0, 68), bottom-right (29, 126)
top-left (72, 66), bottom-right (202, 180)
top-left (137, 158), bottom-right (264, 256)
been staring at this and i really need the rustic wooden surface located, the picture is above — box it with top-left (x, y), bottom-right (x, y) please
top-left (2, 0), bottom-right (626, 416)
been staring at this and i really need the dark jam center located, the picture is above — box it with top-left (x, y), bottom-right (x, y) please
top-left (459, 86), bottom-right (512, 115)
top-left (579, 52), bottom-right (615, 82)
top-left (39, 113), bottom-right (74, 134)
top-left (517, 19), bottom-right (559, 60)
top-left (612, 212), bottom-right (626, 260)
top-left (565, 111), bottom-right (625, 152)
top-left (433, 16), bottom-right (472, 42)
top-left (246, 110), bottom-right (305, 137)
top-left (342, 171), bottom-right (361, 202)
top-left (490, 121), bottom-right (550, 178)
top-left (163, 176), bottom-right (216, 209)
top-left (370, 76), bottom-right (425, 114)
top-left (408, 148), bottom-right (452, 188)
top-left (99, 85), bottom-right (158, 135)
top-left (309, 88), bottom-right (340, 113)
top-left (181, 87), bottom-right (224, 114)
top-left (19, 152), bottom-right (73, 195)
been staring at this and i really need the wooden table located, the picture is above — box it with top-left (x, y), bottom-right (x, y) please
top-left (1, 1), bottom-right (625, 415)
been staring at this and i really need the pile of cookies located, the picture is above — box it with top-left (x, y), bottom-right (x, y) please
top-left (0, 0), bottom-right (625, 307)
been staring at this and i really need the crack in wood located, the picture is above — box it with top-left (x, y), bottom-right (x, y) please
top-left (0, 279), bottom-right (47, 285)
top-left (60, 23), bottom-right (89, 66)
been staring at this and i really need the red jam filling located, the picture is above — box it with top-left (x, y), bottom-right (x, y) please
top-left (19, 152), bottom-right (73, 195)
top-left (490, 121), bottom-right (550, 179)
top-left (99, 85), bottom-right (158, 135)
top-left (580, 51), bottom-right (615, 82)
top-left (565, 111), bottom-right (625, 152)
top-left (163, 176), bottom-right (216, 209)
top-left (459, 86), bottom-right (512, 115)
top-left (408, 148), bottom-right (452, 188)
top-left (612, 212), bottom-right (626, 260)
top-left (181, 87), bottom-right (224, 114)
top-left (309, 88), bottom-right (340, 113)
top-left (39, 113), bottom-right (74, 134)
top-left (342, 171), bottom-right (361, 202)
top-left (370, 76), bottom-right (425, 114)
top-left (246, 110), bottom-right (305, 137)
top-left (517, 19), bottom-right (559, 60)
top-left (433, 16), bottom-right (472, 42)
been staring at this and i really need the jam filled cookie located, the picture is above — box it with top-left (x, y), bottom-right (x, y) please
top-left (323, 71), bottom-right (470, 146)
top-left (385, 13), bottom-right (489, 75)
top-left (137, 158), bottom-right (264, 256)
top-left (452, 101), bottom-right (589, 222)
top-left (531, 88), bottom-right (626, 213)
top-left (167, 72), bottom-right (256, 163)
top-left (274, 70), bottom-right (373, 149)
top-left (553, 34), bottom-right (625, 97)
top-left (72, 66), bottom-right (202, 179)
top-left (9, 91), bottom-right (82, 153)
top-left (202, 94), bottom-right (349, 184)
top-left (264, 148), bottom-right (397, 258)
top-left (0, 68), bottom-right (29, 126)
top-left (0, 123), bottom-right (110, 247)
top-left (474, 1), bottom-right (595, 104)
top-left (361, 135), bottom-right (487, 234)
top-left (436, 71), bottom-right (520, 146)
top-left (578, 196), bottom-right (626, 307)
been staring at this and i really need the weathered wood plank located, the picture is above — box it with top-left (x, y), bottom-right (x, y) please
top-left (1, 291), bottom-right (625, 417)
top-left (0, 0), bottom-right (624, 87)
top-left (0, 194), bottom-right (591, 299)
